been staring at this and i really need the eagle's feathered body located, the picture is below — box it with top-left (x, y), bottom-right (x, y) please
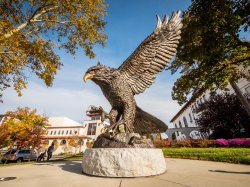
top-left (84, 11), bottom-right (182, 134)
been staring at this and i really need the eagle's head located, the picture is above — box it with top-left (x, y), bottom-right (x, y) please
top-left (83, 63), bottom-right (118, 84)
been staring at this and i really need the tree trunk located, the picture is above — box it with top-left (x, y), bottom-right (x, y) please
top-left (230, 81), bottom-right (250, 117)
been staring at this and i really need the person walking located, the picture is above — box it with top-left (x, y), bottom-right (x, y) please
top-left (37, 150), bottom-right (46, 162)
top-left (47, 143), bottom-right (54, 161)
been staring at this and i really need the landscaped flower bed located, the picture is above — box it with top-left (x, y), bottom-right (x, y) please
top-left (154, 138), bottom-right (250, 148)
top-left (215, 138), bottom-right (250, 147)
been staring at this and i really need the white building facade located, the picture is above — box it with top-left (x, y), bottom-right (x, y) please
top-left (169, 78), bottom-right (250, 141)
top-left (42, 115), bottom-right (109, 155)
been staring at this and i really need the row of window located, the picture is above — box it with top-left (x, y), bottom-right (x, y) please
top-left (48, 129), bottom-right (78, 136)
top-left (91, 116), bottom-right (101, 120)
top-left (174, 114), bottom-right (193, 129)
top-left (191, 95), bottom-right (206, 112)
top-left (174, 95), bottom-right (207, 129)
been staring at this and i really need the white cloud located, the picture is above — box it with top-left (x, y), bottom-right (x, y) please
top-left (0, 81), bottom-right (110, 123)
top-left (1, 79), bottom-right (181, 128)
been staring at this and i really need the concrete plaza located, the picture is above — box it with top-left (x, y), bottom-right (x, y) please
top-left (0, 158), bottom-right (249, 187)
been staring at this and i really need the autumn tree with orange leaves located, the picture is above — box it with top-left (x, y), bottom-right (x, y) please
top-left (0, 107), bottom-right (48, 149)
top-left (0, 0), bottom-right (107, 101)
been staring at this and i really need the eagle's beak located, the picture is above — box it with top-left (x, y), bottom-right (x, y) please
top-left (83, 72), bottom-right (94, 82)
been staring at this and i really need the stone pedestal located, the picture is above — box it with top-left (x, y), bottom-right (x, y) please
top-left (82, 148), bottom-right (166, 177)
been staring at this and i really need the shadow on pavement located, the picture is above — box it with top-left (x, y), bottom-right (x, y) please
top-left (0, 177), bottom-right (17, 181)
top-left (209, 170), bottom-right (250, 174)
top-left (57, 161), bottom-right (83, 175)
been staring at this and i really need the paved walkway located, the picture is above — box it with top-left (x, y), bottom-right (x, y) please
top-left (0, 158), bottom-right (249, 187)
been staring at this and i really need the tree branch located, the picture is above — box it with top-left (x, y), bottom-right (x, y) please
top-left (0, 51), bottom-right (16, 54)
top-left (232, 33), bottom-right (250, 48)
top-left (30, 19), bottom-right (71, 24)
top-left (2, 5), bottom-right (59, 39)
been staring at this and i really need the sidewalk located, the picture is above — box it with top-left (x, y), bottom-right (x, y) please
top-left (0, 158), bottom-right (249, 187)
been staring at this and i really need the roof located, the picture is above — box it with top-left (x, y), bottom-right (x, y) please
top-left (170, 101), bottom-right (191, 123)
top-left (47, 126), bottom-right (84, 129)
top-left (170, 87), bottom-right (208, 123)
top-left (42, 135), bottom-right (90, 139)
top-left (48, 117), bottom-right (82, 127)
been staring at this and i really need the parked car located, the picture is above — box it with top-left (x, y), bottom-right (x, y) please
top-left (1, 149), bottom-right (37, 163)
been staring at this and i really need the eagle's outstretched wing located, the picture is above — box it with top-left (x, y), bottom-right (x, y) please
top-left (118, 11), bottom-right (182, 95)
top-left (134, 106), bottom-right (168, 134)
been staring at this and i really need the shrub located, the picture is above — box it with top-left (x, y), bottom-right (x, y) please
top-left (214, 139), bottom-right (229, 146)
top-left (154, 140), bottom-right (171, 148)
top-left (155, 138), bottom-right (249, 148)
top-left (191, 139), bottom-right (214, 148)
top-left (172, 139), bottom-right (192, 147)
top-left (243, 139), bottom-right (250, 147)
top-left (228, 138), bottom-right (245, 147)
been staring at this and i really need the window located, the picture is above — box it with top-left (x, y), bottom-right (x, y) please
top-left (6, 150), bottom-right (17, 154)
top-left (183, 117), bottom-right (188, 127)
top-left (246, 86), bottom-right (250, 94)
top-left (62, 130), bottom-right (64, 135)
top-left (87, 123), bottom-right (97, 135)
top-left (66, 130), bottom-right (68, 135)
top-left (18, 150), bottom-right (26, 154)
top-left (54, 131), bottom-right (56, 135)
top-left (195, 103), bottom-right (198, 109)
top-left (60, 139), bottom-right (67, 145)
top-left (203, 95), bottom-right (206, 102)
top-left (18, 150), bottom-right (30, 154)
top-left (91, 116), bottom-right (100, 120)
top-left (70, 130), bottom-right (72, 135)
top-left (50, 131), bottom-right (53, 135)
top-left (174, 124), bottom-right (177, 128)
top-left (58, 130), bottom-right (61, 135)
top-left (189, 113), bottom-right (193, 123)
top-left (179, 121), bottom-right (182, 128)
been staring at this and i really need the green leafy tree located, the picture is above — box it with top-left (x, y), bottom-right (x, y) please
top-left (167, 0), bottom-right (250, 113)
top-left (197, 93), bottom-right (250, 139)
top-left (0, 107), bottom-right (48, 149)
top-left (0, 0), bottom-right (107, 101)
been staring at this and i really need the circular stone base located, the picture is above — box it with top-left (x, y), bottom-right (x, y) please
top-left (82, 148), bottom-right (166, 177)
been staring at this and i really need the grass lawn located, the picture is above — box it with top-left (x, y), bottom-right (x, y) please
top-left (1, 148), bottom-right (249, 166)
top-left (63, 153), bottom-right (83, 161)
top-left (0, 161), bottom-right (37, 167)
top-left (162, 147), bottom-right (250, 164)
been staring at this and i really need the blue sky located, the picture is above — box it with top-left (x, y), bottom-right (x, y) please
top-left (0, 0), bottom-right (191, 127)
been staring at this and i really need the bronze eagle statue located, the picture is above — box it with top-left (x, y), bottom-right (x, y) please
top-left (84, 11), bottom-right (182, 135)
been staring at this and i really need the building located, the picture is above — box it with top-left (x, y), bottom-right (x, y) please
top-left (42, 114), bottom-right (109, 155)
top-left (43, 117), bottom-right (87, 154)
top-left (0, 115), bottom-right (5, 124)
top-left (168, 78), bottom-right (250, 141)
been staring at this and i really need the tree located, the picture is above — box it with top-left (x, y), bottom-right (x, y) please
top-left (68, 136), bottom-right (80, 153)
top-left (0, 0), bottom-right (107, 101)
top-left (0, 107), bottom-right (48, 149)
top-left (197, 93), bottom-right (250, 139)
top-left (167, 0), bottom-right (250, 112)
